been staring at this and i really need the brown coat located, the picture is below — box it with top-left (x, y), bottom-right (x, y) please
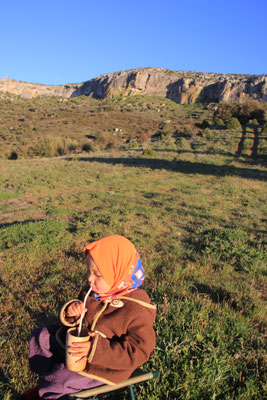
top-left (58, 287), bottom-right (156, 385)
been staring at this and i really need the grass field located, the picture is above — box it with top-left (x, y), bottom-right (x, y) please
top-left (0, 97), bottom-right (266, 399)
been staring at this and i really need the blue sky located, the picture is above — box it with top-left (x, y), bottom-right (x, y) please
top-left (1, 0), bottom-right (266, 85)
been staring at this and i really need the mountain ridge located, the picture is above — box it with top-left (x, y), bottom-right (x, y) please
top-left (1, 67), bottom-right (266, 103)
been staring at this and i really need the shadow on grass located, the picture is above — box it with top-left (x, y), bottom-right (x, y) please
top-left (124, 147), bottom-right (234, 157)
top-left (190, 282), bottom-right (237, 309)
top-left (0, 368), bottom-right (20, 398)
top-left (0, 219), bottom-right (45, 230)
top-left (65, 156), bottom-right (266, 181)
top-left (246, 227), bottom-right (267, 235)
top-left (30, 310), bottom-right (59, 330)
top-left (234, 154), bottom-right (267, 167)
top-left (1, 275), bottom-right (58, 334)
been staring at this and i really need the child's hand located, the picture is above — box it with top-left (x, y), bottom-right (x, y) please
top-left (69, 332), bottom-right (95, 362)
top-left (66, 301), bottom-right (87, 318)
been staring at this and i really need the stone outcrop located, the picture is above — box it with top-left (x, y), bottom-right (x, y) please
top-left (0, 68), bottom-right (266, 103)
top-left (0, 77), bottom-right (79, 99)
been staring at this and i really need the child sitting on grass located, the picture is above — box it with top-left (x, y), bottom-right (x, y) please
top-left (21, 235), bottom-right (156, 400)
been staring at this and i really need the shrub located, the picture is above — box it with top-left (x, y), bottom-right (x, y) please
top-left (250, 118), bottom-right (259, 125)
top-left (180, 125), bottom-right (193, 139)
top-left (200, 119), bottom-right (210, 129)
top-left (105, 135), bottom-right (120, 150)
top-left (32, 137), bottom-right (71, 158)
top-left (202, 127), bottom-right (212, 136)
top-left (261, 123), bottom-right (267, 134)
top-left (56, 141), bottom-right (66, 156)
top-left (66, 138), bottom-right (78, 152)
top-left (82, 143), bottom-right (94, 152)
top-left (216, 118), bottom-right (224, 126)
top-left (33, 137), bottom-right (55, 157)
top-left (142, 148), bottom-right (154, 157)
top-left (184, 126), bottom-right (192, 134)
top-left (213, 104), bottom-right (236, 123)
top-left (71, 155), bottom-right (80, 161)
top-left (226, 118), bottom-right (242, 130)
top-left (130, 141), bottom-right (139, 148)
top-left (151, 130), bottom-right (166, 141)
top-left (8, 151), bottom-right (18, 160)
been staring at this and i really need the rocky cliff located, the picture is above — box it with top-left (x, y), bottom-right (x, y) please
top-left (0, 68), bottom-right (266, 103)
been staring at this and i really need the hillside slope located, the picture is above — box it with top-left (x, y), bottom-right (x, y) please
top-left (0, 68), bottom-right (266, 103)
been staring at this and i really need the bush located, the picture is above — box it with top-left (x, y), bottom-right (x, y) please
top-left (32, 136), bottom-right (75, 158)
top-left (202, 128), bottom-right (212, 136)
top-left (66, 138), bottom-right (78, 152)
top-left (216, 118), bottom-right (224, 126)
top-left (250, 119), bottom-right (259, 125)
top-left (82, 143), bottom-right (94, 152)
top-left (184, 126), bottom-right (192, 134)
top-left (226, 118), bottom-right (242, 130)
top-left (32, 137), bottom-right (56, 157)
top-left (179, 125), bottom-right (193, 139)
top-left (142, 148), bottom-right (155, 157)
top-left (130, 141), bottom-right (139, 148)
top-left (151, 131), bottom-right (166, 141)
top-left (8, 151), bottom-right (18, 160)
top-left (261, 123), bottom-right (267, 134)
top-left (105, 136), bottom-right (120, 150)
top-left (200, 119), bottom-right (210, 129)
top-left (213, 104), bottom-right (235, 123)
top-left (56, 141), bottom-right (66, 156)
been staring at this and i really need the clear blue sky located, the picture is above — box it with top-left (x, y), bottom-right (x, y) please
top-left (1, 0), bottom-right (266, 85)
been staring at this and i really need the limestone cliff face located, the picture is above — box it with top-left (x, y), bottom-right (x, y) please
top-left (0, 77), bottom-right (79, 99)
top-left (0, 68), bottom-right (266, 103)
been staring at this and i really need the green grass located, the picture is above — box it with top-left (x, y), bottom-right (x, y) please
top-left (0, 99), bottom-right (266, 399)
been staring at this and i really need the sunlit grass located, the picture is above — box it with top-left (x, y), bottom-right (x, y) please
top-left (0, 133), bottom-right (266, 399)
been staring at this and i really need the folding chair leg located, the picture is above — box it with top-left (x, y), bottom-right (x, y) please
top-left (128, 385), bottom-right (135, 400)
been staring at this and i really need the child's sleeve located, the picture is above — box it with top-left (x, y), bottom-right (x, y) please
top-left (88, 307), bottom-right (156, 371)
top-left (59, 299), bottom-right (84, 327)
top-left (59, 285), bottom-right (89, 327)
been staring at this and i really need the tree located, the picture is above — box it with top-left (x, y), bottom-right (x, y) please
top-left (213, 101), bottom-right (265, 126)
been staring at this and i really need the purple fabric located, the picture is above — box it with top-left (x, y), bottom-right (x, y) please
top-left (29, 325), bottom-right (103, 399)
